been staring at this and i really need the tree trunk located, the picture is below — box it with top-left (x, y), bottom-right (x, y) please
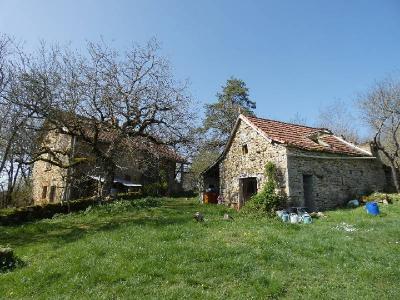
top-left (390, 163), bottom-right (400, 193)
top-left (101, 162), bottom-right (116, 200)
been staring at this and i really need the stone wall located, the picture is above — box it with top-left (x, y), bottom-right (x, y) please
top-left (219, 119), bottom-right (288, 209)
top-left (286, 147), bottom-right (386, 210)
top-left (32, 131), bottom-right (71, 205)
top-left (32, 132), bottom-right (182, 203)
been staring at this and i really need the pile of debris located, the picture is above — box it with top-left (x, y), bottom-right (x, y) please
top-left (361, 193), bottom-right (394, 205)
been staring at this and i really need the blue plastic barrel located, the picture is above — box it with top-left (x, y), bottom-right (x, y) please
top-left (366, 202), bottom-right (380, 216)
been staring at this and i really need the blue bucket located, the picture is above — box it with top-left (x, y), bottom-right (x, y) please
top-left (366, 202), bottom-right (379, 216)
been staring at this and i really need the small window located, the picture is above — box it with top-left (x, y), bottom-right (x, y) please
top-left (242, 144), bottom-right (248, 155)
top-left (49, 186), bottom-right (56, 202)
top-left (42, 186), bottom-right (48, 199)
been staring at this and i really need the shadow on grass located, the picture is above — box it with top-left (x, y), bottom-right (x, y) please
top-left (0, 200), bottom-right (199, 249)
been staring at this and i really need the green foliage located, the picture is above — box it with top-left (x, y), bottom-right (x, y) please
top-left (143, 169), bottom-right (169, 196)
top-left (0, 193), bottom-right (145, 225)
top-left (92, 197), bottom-right (162, 214)
top-left (1, 197), bottom-right (400, 298)
top-left (189, 148), bottom-right (220, 181)
top-left (143, 183), bottom-right (167, 197)
top-left (203, 77), bottom-right (256, 150)
top-left (10, 182), bottom-right (33, 207)
top-left (0, 247), bottom-right (17, 272)
top-left (243, 162), bottom-right (283, 216)
top-left (132, 197), bottom-right (162, 208)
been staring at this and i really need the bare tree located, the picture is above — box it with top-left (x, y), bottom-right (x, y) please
top-left (10, 38), bottom-right (196, 197)
top-left (358, 77), bottom-right (400, 192)
top-left (316, 100), bottom-right (361, 143)
top-left (0, 35), bottom-right (35, 207)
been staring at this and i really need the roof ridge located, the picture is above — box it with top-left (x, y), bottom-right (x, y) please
top-left (245, 115), bottom-right (330, 132)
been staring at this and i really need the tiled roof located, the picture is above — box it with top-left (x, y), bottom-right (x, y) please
top-left (244, 115), bottom-right (371, 156)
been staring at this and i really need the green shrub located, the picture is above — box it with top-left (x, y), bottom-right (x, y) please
top-left (0, 247), bottom-right (17, 272)
top-left (242, 162), bottom-right (284, 216)
top-left (0, 192), bottom-right (165, 225)
top-left (143, 169), bottom-right (169, 197)
top-left (115, 191), bottom-right (142, 200)
top-left (143, 182), bottom-right (167, 197)
top-left (130, 197), bottom-right (162, 208)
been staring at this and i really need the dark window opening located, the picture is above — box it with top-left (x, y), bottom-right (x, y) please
top-left (42, 186), bottom-right (48, 199)
top-left (49, 186), bottom-right (56, 203)
top-left (242, 144), bottom-right (248, 155)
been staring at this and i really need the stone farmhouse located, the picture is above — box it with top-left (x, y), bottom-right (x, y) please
top-left (201, 114), bottom-right (390, 211)
top-left (32, 127), bottom-right (186, 205)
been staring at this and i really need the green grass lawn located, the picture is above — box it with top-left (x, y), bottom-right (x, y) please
top-left (1, 197), bottom-right (400, 299)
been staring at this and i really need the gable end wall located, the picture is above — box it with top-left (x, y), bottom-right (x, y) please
top-left (220, 119), bottom-right (288, 208)
top-left (32, 131), bottom-right (71, 204)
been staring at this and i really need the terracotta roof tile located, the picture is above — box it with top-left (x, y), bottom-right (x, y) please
top-left (245, 115), bottom-right (370, 156)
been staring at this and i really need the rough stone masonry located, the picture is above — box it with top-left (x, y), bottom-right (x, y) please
top-left (202, 114), bottom-right (387, 211)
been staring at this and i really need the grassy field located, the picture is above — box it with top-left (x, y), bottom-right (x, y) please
top-left (1, 197), bottom-right (399, 299)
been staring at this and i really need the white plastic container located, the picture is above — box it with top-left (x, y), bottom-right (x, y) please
top-left (289, 213), bottom-right (299, 224)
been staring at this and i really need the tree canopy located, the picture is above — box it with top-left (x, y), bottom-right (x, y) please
top-left (202, 77), bottom-right (256, 150)
top-left (0, 36), bottom-right (196, 201)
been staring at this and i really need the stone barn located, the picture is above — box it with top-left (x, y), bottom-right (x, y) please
top-left (201, 114), bottom-right (387, 211)
top-left (32, 127), bottom-right (186, 205)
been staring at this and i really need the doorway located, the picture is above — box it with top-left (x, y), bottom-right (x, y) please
top-left (240, 177), bottom-right (258, 205)
top-left (303, 175), bottom-right (315, 211)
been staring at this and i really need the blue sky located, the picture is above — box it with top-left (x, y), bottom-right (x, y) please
top-left (1, 0), bottom-right (399, 130)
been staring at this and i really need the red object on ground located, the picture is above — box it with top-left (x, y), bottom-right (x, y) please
top-left (204, 192), bottom-right (218, 204)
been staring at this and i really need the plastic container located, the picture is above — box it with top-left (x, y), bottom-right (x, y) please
top-left (281, 212), bottom-right (289, 222)
top-left (366, 202), bottom-right (380, 216)
top-left (347, 199), bottom-right (359, 208)
top-left (303, 214), bottom-right (312, 224)
top-left (290, 213), bottom-right (299, 224)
